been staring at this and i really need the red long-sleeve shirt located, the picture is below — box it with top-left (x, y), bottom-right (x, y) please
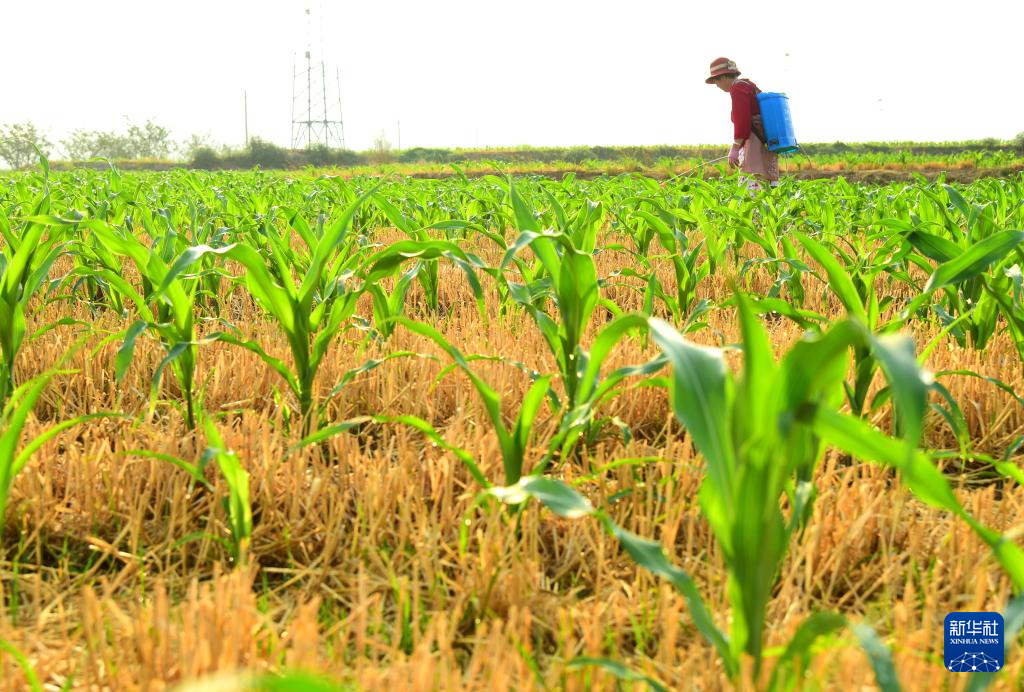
top-left (729, 79), bottom-right (761, 141)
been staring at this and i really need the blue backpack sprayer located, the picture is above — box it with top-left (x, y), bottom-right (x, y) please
top-left (755, 92), bottom-right (799, 153)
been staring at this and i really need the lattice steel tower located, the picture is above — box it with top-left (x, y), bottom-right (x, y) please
top-left (291, 5), bottom-right (346, 149)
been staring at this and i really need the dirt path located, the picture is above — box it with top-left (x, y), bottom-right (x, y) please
top-left (395, 164), bottom-right (1024, 184)
top-left (48, 160), bottom-right (1024, 183)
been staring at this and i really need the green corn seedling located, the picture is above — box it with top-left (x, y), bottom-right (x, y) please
top-left (0, 200), bottom-right (68, 408)
top-left (499, 181), bottom-right (605, 413)
top-left (491, 299), bottom-right (1024, 687)
top-left (629, 205), bottom-right (711, 324)
top-left (371, 191), bottom-right (476, 313)
top-left (397, 317), bottom-right (553, 485)
top-left (1, 369), bottom-right (116, 533)
top-left (162, 191), bottom-right (374, 429)
top-left (200, 418), bottom-right (252, 564)
top-left (78, 220), bottom-right (232, 429)
top-left (900, 222), bottom-right (1024, 360)
top-left (161, 192), bottom-right (484, 430)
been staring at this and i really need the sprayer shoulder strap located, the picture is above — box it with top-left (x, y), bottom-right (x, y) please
top-left (737, 78), bottom-right (762, 94)
top-left (736, 80), bottom-right (768, 143)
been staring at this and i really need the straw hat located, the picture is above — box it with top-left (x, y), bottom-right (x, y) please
top-left (705, 57), bottom-right (740, 84)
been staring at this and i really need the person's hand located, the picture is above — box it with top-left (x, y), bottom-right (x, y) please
top-left (728, 143), bottom-right (742, 168)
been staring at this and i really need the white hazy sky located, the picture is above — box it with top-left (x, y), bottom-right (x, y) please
top-left (1, 0), bottom-right (1021, 153)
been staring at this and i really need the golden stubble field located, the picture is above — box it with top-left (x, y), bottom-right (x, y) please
top-left (1, 230), bottom-right (1022, 690)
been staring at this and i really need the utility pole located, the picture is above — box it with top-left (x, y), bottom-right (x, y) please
top-left (322, 63), bottom-right (329, 147)
top-left (291, 55), bottom-right (296, 147)
top-left (244, 90), bottom-right (249, 146)
top-left (306, 48), bottom-right (312, 148)
top-left (305, 7), bottom-right (311, 148)
top-left (336, 68), bottom-right (346, 149)
top-left (397, 121), bottom-right (401, 151)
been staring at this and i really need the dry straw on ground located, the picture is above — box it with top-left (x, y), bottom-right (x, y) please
top-left (1, 232), bottom-right (1022, 691)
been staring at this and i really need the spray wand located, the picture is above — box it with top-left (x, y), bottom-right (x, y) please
top-left (661, 155), bottom-right (729, 185)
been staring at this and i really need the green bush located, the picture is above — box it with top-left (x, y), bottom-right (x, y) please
top-left (190, 146), bottom-right (221, 169)
top-left (333, 148), bottom-right (365, 166)
top-left (305, 143), bottom-right (334, 167)
top-left (398, 147), bottom-right (451, 164)
top-left (247, 137), bottom-right (289, 169)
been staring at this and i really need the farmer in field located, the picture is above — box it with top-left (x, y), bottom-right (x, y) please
top-left (706, 57), bottom-right (780, 190)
